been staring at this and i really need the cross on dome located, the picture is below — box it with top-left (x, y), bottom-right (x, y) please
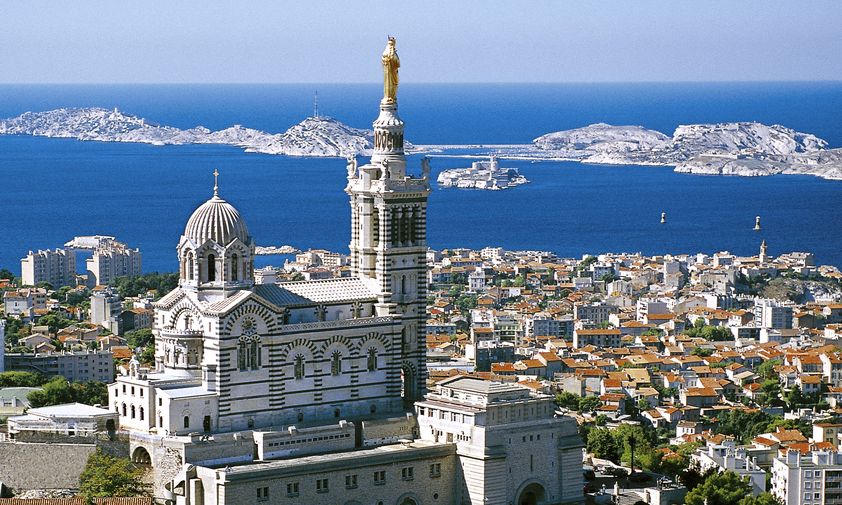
top-left (213, 169), bottom-right (219, 197)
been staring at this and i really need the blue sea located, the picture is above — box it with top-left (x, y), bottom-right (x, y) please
top-left (1, 82), bottom-right (841, 272)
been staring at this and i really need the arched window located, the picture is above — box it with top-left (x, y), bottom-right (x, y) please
top-left (207, 253), bottom-right (216, 282)
top-left (401, 275), bottom-right (407, 294)
top-left (187, 252), bottom-right (194, 281)
top-left (231, 253), bottom-right (239, 281)
top-left (238, 340), bottom-right (247, 371)
top-left (121, 403), bottom-right (126, 416)
top-left (131, 405), bottom-right (136, 419)
top-left (294, 355), bottom-right (305, 380)
top-left (367, 348), bottom-right (378, 372)
top-left (183, 416), bottom-right (190, 429)
top-left (238, 335), bottom-right (260, 371)
top-left (331, 350), bottom-right (342, 376)
top-left (139, 407), bottom-right (145, 421)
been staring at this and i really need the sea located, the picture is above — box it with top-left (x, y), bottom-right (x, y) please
top-left (1, 82), bottom-right (841, 272)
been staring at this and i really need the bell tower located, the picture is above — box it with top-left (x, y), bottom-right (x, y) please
top-left (346, 37), bottom-right (431, 404)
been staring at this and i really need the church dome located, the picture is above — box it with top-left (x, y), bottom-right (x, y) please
top-left (184, 188), bottom-right (250, 246)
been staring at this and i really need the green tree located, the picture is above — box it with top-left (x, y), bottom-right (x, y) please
top-left (759, 379), bottom-right (783, 407)
top-left (27, 377), bottom-right (75, 407)
top-left (26, 377), bottom-right (109, 408)
top-left (0, 268), bottom-right (15, 280)
top-left (113, 272), bottom-right (178, 300)
top-left (738, 492), bottom-right (782, 505)
top-left (785, 385), bottom-right (805, 409)
top-left (125, 328), bottom-right (154, 349)
top-left (685, 471), bottom-right (753, 505)
top-left (2, 317), bottom-right (24, 345)
top-left (756, 358), bottom-right (782, 380)
top-left (578, 395), bottom-right (602, 413)
top-left (0, 371), bottom-right (47, 387)
top-left (587, 428), bottom-right (619, 461)
top-left (71, 381), bottom-right (109, 406)
top-left (79, 449), bottom-right (146, 499)
top-left (36, 313), bottom-right (72, 335)
top-left (555, 391), bottom-right (580, 411)
top-left (140, 345), bottom-right (156, 366)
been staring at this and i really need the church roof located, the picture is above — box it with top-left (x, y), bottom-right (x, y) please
top-left (184, 191), bottom-right (250, 246)
top-left (253, 278), bottom-right (377, 306)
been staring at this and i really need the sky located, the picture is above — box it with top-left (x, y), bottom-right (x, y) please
top-left (1, 1), bottom-right (841, 84)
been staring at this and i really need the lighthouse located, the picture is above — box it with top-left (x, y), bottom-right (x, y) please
top-left (754, 215), bottom-right (761, 231)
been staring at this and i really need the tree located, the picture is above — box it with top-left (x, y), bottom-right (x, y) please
top-left (555, 391), bottom-right (580, 411)
top-left (759, 379), bottom-right (784, 407)
top-left (738, 492), bottom-right (782, 505)
top-left (0, 371), bottom-right (47, 388)
top-left (140, 345), bottom-right (156, 366)
top-left (125, 328), bottom-right (154, 349)
top-left (27, 376), bottom-right (109, 408)
top-left (79, 449), bottom-right (146, 499)
top-left (36, 313), bottom-right (72, 335)
top-left (578, 395), bottom-right (602, 413)
top-left (28, 377), bottom-right (75, 408)
top-left (113, 272), bottom-right (178, 300)
top-left (756, 358), bottom-right (782, 380)
top-left (0, 268), bottom-right (15, 280)
top-left (785, 385), bottom-right (805, 409)
top-left (684, 471), bottom-right (753, 505)
top-left (2, 317), bottom-right (24, 345)
top-left (72, 381), bottom-right (109, 406)
top-left (587, 428), bottom-right (619, 461)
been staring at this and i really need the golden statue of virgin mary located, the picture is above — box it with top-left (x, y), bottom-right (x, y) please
top-left (381, 37), bottom-right (400, 104)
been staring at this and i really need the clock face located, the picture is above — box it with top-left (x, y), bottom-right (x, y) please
top-left (242, 317), bottom-right (256, 334)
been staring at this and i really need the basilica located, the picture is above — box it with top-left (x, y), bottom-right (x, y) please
top-left (108, 39), bottom-right (583, 505)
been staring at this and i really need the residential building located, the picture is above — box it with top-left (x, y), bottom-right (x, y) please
top-left (5, 350), bottom-right (114, 382)
top-left (772, 449), bottom-right (842, 505)
top-left (85, 237), bottom-right (142, 287)
top-left (692, 440), bottom-right (766, 496)
top-left (573, 302), bottom-right (614, 325)
top-left (90, 286), bottom-right (123, 334)
top-left (20, 248), bottom-right (76, 288)
top-left (573, 328), bottom-right (622, 348)
top-left (755, 298), bottom-right (794, 329)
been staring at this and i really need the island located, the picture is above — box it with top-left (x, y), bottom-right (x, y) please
top-left (437, 156), bottom-right (528, 190)
top-left (3, 107), bottom-right (842, 180)
top-left (0, 107), bottom-right (412, 158)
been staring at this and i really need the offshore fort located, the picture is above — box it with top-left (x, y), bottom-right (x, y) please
top-left (436, 156), bottom-right (529, 190)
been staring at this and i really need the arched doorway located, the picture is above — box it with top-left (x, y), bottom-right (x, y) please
top-left (517, 482), bottom-right (546, 505)
top-left (131, 446), bottom-right (152, 465)
top-left (401, 363), bottom-right (416, 408)
top-left (397, 497), bottom-right (418, 505)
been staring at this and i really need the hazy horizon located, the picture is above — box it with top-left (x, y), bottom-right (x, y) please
top-left (1, 1), bottom-right (840, 84)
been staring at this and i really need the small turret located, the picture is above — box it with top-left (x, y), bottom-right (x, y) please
top-left (760, 239), bottom-right (768, 264)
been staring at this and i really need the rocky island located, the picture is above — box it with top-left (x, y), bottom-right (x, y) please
top-left (527, 122), bottom-right (842, 180)
top-left (437, 156), bottom-right (528, 190)
top-left (0, 107), bottom-right (392, 157)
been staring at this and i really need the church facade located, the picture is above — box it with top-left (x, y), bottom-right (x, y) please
top-left (108, 39), bottom-right (583, 505)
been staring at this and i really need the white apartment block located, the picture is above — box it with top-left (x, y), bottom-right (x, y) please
top-left (773, 450), bottom-right (842, 505)
top-left (692, 440), bottom-right (766, 496)
top-left (573, 302), bottom-right (614, 325)
top-left (90, 287), bottom-right (123, 334)
top-left (21, 248), bottom-right (76, 288)
top-left (5, 350), bottom-right (114, 383)
top-left (755, 298), bottom-right (794, 329)
top-left (86, 238), bottom-right (142, 286)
